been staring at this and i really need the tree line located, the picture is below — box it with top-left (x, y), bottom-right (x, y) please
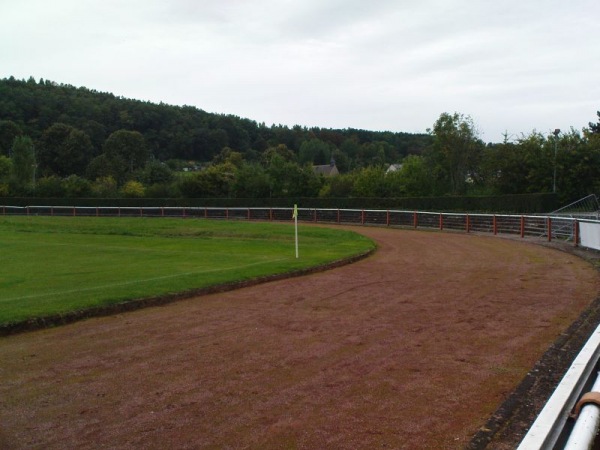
top-left (0, 76), bottom-right (599, 205)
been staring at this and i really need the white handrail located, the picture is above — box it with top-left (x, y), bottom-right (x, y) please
top-left (564, 372), bottom-right (600, 449)
top-left (517, 326), bottom-right (600, 449)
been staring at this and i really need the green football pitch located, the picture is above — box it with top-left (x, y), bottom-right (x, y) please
top-left (0, 216), bottom-right (374, 325)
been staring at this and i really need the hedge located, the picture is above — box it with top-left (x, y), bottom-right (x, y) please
top-left (0, 193), bottom-right (559, 213)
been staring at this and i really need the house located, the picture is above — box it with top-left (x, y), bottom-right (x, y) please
top-left (313, 158), bottom-right (339, 177)
top-left (386, 163), bottom-right (403, 174)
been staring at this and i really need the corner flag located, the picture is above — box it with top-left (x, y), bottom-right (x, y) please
top-left (293, 204), bottom-right (299, 258)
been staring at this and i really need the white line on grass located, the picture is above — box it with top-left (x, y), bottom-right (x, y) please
top-left (2, 257), bottom-right (290, 302)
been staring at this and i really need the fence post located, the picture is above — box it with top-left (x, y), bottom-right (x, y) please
top-left (387, 210), bottom-right (390, 226)
top-left (493, 215), bottom-right (497, 235)
top-left (140, 207), bottom-right (143, 217)
top-left (574, 220), bottom-right (579, 247)
top-left (547, 217), bottom-right (552, 242)
top-left (413, 211), bottom-right (418, 229)
top-left (269, 208), bottom-right (273, 221)
top-left (466, 214), bottom-right (470, 233)
top-left (96, 207), bottom-right (99, 217)
top-left (226, 208), bottom-right (229, 220)
top-left (27, 206), bottom-right (30, 216)
top-left (161, 207), bottom-right (164, 217)
top-left (439, 213), bottom-right (443, 231)
top-left (247, 208), bottom-right (251, 221)
top-left (520, 216), bottom-right (525, 238)
top-left (73, 207), bottom-right (76, 217)
top-left (183, 207), bottom-right (186, 218)
top-left (337, 209), bottom-right (340, 224)
top-left (361, 210), bottom-right (365, 225)
top-left (314, 209), bottom-right (317, 223)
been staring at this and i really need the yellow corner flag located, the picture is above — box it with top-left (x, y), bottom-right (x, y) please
top-left (292, 204), bottom-right (298, 220)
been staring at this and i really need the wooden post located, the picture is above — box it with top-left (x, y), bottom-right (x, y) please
top-left (314, 208), bottom-right (317, 223)
top-left (574, 220), bottom-right (579, 247)
top-left (413, 211), bottom-right (418, 229)
top-left (386, 210), bottom-right (390, 227)
top-left (269, 208), bottom-right (273, 221)
top-left (361, 210), bottom-right (365, 225)
top-left (439, 213), bottom-right (443, 231)
top-left (247, 208), bottom-right (251, 221)
top-left (466, 214), bottom-right (470, 233)
top-left (547, 217), bottom-right (552, 242)
top-left (493, 215), bottom-right (497, 235)
top-left (337, 209), bottom-right (340, 224)
top-left (226, 208), bottom-right (229, 220)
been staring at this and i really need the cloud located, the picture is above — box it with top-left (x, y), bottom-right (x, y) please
top-left (1, 0), bottom-right (599, 142)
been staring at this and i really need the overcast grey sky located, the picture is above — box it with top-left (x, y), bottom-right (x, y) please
top-left (2, 0), bottom-right (599, 143)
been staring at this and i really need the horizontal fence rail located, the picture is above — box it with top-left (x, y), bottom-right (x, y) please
top-left (517, 325), bottom-right (600, 449)
top-left (1, 205), bottom-right (595, 250)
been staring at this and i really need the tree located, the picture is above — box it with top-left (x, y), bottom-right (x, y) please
top-left (261, 144), bottom-right (296, 166)
top-left (0, 155), bottom-right (11, 195)
top-left (103, 130), bottom-right (150, 175)
top-left (298, 138), bottom-right (331, 165)
top-left (212, 147), bottom-right (244, 167)
top-left (0, 120), bottom-right (22, 156)
top-left (555, 128), bottom-right (600, 202)
top-left (9, 136), bottom-right (36, 193)
top-left (385, 155), bottom-right (434, 197)
top-left (265, 154), bottom-right (321, 197)
top-left (232, 163), bottom-right (270, 198)
top-left (37, 123), bottom-right (93, 177)
top-left (137, 160), bottom-right (174, 186)
top-left (319, 173), bottom-right (355, 197)
top-left (589, 111), bottom-right (600, 134)
top-left (86, 154), bottom-right (127, 184)
top-left (428, 112), bottom-right (483, 194)
top-left (351, 166), bottom-right (388, 197)
top-left (91, 176), bottom-right (118, 197)
top-left (120, 180), bottom-right (146, 198)
top-left (178, 163), bottom-right (237, 198)
top-left (36, 176), bottom-right (66, 197)
top-left (0, 155), bottom-right (11, 181)
top-left (62, 175), bottom-right (92, 197)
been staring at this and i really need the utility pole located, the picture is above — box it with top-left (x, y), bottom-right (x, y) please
top-left (553, 129), bottom-right (560, 193)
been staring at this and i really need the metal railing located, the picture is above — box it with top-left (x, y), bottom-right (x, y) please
top-left (0, 205), bottom-right (589, 247)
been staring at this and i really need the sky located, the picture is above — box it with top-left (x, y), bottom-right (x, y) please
top-left (2, 0), bottom-right (599, 143)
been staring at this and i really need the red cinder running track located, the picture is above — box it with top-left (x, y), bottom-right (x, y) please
top-left (1, 227), bottom-right (598, 449)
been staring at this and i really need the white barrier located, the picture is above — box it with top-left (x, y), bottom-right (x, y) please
top-left (579, 221), bottom-right (600, 251)
top-left (517, 325), bottom-right (600, 449)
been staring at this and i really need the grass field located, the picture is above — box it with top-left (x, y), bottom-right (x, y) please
top-left (0, 216), bottom-right (375, 325)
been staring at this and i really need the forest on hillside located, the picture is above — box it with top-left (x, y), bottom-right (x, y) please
top-left (1, 76), bottom-right (599, 204)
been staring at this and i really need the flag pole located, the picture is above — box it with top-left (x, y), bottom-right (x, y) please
top-left (293, 204), bottom-right (299, 258)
